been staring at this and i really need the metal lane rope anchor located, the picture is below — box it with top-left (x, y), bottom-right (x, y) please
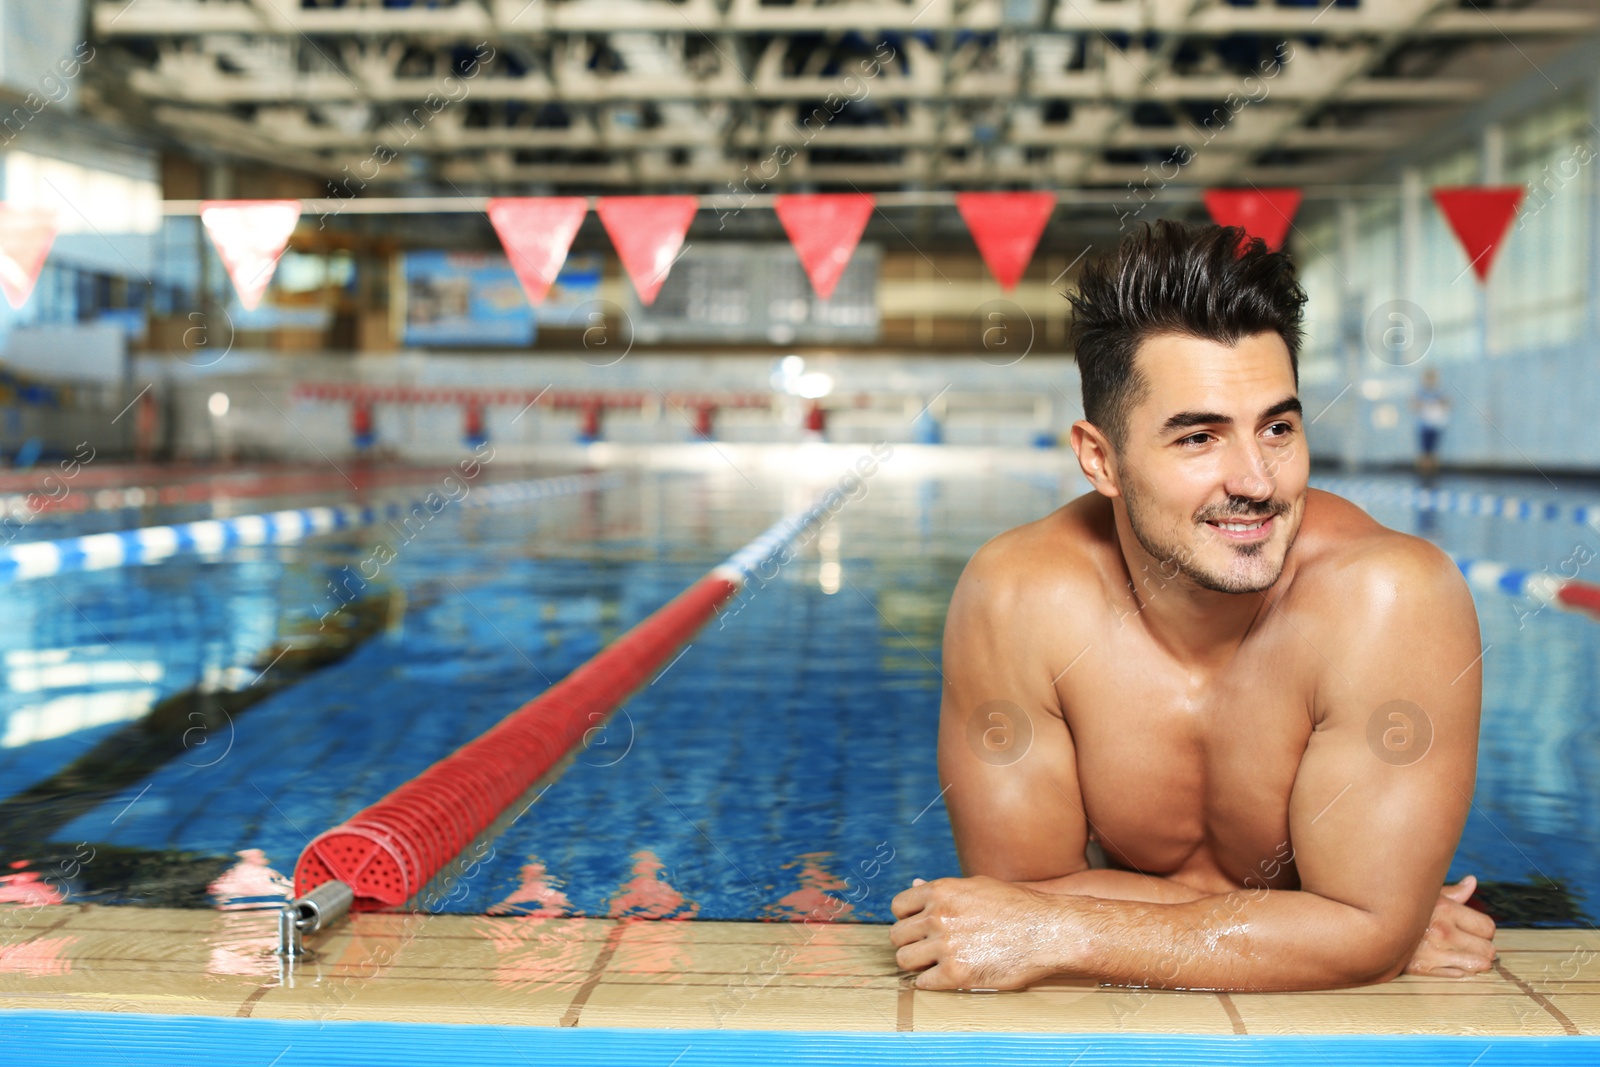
top-left (276, 879), bottom-right (355, 958)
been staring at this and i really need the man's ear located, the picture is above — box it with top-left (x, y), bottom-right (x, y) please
top-left (1069, 420), bottom-right (1121, 499)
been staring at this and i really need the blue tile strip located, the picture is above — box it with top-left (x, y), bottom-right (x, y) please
top-left (2, 1013), bottom-right (1595, 1067)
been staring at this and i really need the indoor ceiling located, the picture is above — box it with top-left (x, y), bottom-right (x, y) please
top-left (87, 0), bottom-right (1600, 195)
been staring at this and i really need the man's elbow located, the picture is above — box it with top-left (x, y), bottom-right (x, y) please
top-left (1288, 946), bottom-right (1407, 992)
top-left (1340, 917), bottom-right (1419, 987)
top-left (1278, 899), bottom-right (1422, 990)
top-left (1362, 953), bottom-right (1411, 986)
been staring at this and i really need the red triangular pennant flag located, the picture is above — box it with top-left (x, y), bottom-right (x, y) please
top-left (956, 192), bottom-right (1056, 291)
top-left (595, 196), bottom-right (699, 306)
top-left (773, 193), bottom-right (875, 300)
top-left (1432, 186), bottom-right (1524, 284)
top-left (0, 205), bottom-right (58, 309)
top-left (486, 197), bottom-right (588, 305)
top-left (1202, 188), bottom-right (1302, 252)
top-left (200, 200), bottom-right (302, 311)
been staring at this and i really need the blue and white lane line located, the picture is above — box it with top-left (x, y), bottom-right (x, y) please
top-left (1453, 556), bottom-right (1564, 603)
top-left (1013, 471), bottom-right (1600, 528)
top-left (0, 471), bottom-right (619, 585)
top-left (1313, 477), bottom-right (1600, 528)
top-left (1006, 470), bottom-right (1599, 615)
top-left (1319, 479), bottom-right (1600, 615)
top-left (1452, 555), bottom-right (1600, 618)
top-left (712, 493), bottom-right (840, 585)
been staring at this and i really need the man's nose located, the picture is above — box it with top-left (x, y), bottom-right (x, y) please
top-left (1223, 438), bottom-right (1276, 502)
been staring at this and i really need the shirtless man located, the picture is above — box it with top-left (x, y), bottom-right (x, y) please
top-left (890, 221), bottom-right (1497, 992)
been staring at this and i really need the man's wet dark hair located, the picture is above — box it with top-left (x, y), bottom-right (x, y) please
top-left (1067, 220), bottom-right (1306, 449)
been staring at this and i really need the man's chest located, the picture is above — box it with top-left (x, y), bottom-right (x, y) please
top-left (1056, 646), bottom-right (1315, 889)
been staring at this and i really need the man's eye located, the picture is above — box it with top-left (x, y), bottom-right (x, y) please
top-left (1264, 422), bottom-right (1295, 438)
top-left (1178, 433), bottom-right (1211, 446)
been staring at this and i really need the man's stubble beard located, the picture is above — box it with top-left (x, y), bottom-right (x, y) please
top-left (1119, 466), bottom-right (1296, 596)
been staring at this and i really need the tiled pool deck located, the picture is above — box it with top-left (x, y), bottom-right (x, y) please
top-left (2, 904), bottom-right (1594, 1036)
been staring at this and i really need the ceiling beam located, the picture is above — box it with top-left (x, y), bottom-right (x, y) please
top-left (92, 0), bottom-right (1600, 37)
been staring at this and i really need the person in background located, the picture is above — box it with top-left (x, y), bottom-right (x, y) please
top-left (803, 400), bottom-right (827, 442)
top-left (1412, 367), bottom-right (1451, 482)
top-left (135, 387), bottom-right (160, 464)
top-left (351, 400), bottom-right (376, 460)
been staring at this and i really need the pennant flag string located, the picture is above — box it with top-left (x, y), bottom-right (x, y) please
top-left (955, 191), bottom-right (1056, 291)
top-left (1432, 186), bottom-right (1525, 284)
top-left (595, 196), bottom-right (699, 307)
top-left (486, 197), bottom-right (589, 306)
top-left (773, 193), bottom-right (876, 300)
top-left (1202, 188), bottom-right (1302, 252)
top-left (0, 206), bottom-right (58, 310)
top-left (199, 200), bottom-right (302, 311)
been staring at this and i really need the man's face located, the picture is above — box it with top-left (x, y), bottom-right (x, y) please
top-left (1113, 331), bottom-right (1308, 595)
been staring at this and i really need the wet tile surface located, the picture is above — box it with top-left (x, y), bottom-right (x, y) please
top-left (2, 905), bottom-right (1595, 1035)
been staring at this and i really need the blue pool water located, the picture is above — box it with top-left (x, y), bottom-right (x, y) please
top-left (2, 460), bottom-right (1598, 925)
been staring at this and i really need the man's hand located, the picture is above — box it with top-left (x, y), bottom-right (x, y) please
top-left (890, 876), bottom-right (1078, 991)
top-left (1405, 875), bottom-right (1497, 978)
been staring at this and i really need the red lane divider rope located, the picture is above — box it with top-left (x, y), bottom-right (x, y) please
top-left (1556, 581), bottom-right (1600, 619)
top-left (293, 499), bottom-right (833, 909)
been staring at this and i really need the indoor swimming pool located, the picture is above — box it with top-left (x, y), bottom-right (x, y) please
top-left (2, 456), bottom-right (1597, 929)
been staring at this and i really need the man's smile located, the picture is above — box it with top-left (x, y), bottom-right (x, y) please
top-left (1204, 514), bottom-right (1275, 543)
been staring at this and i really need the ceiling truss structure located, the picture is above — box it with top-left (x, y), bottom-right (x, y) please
top-left (89, 0), bottom-right (1600, 193)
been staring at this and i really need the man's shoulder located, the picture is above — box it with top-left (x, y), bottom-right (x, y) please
top-left (1290, 492), bottom-right (1481, 731)
top-left (1290, 489), bottom-right (1475, 627)
top-left (955, 494), bottom-right (1112, 617)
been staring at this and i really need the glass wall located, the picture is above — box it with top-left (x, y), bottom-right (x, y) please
top-left (1294, 79), bottom-right (1600, 470)
top-left (1298, 89), bottom-right (1595, 374)
top-left (1497, 92), bottom-right (1593, 353)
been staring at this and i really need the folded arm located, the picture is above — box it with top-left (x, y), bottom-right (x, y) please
top-left (1019, 868), bottom-right (1206, 904)
top-left (1013, 868), bottom-right (1493, 980)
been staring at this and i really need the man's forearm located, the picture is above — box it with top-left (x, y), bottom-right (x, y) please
top-left (1044, 887), bottom-right (1409, 992)
top-left (1019, 869), bottom-right (1206, 905)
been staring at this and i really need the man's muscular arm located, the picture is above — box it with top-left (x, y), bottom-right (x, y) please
top-left (1014, 868), bottom-right (1492, 976)
top-left (929, 533), bottom-right (1205, 906)
top-left (894, 537), bottom-right (1485, 991)
top-left (930, 530), bottom-right (1098, 889)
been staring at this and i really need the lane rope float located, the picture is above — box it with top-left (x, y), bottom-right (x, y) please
top-left (1010, 471), bottom-right (1600, 618)
top-left (1312, 477), bottom-right (1600, 528)
top-left (1320, 479), bottom-right (1600, 619)
top-left (1452, 555), bottom-right (1600, 620)
top-left (0, 471), bottom-right (617, 585)
top-left (291, 495), bottom-right (836, 912)
top-left (0, 465), bottom-right (472, 521)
